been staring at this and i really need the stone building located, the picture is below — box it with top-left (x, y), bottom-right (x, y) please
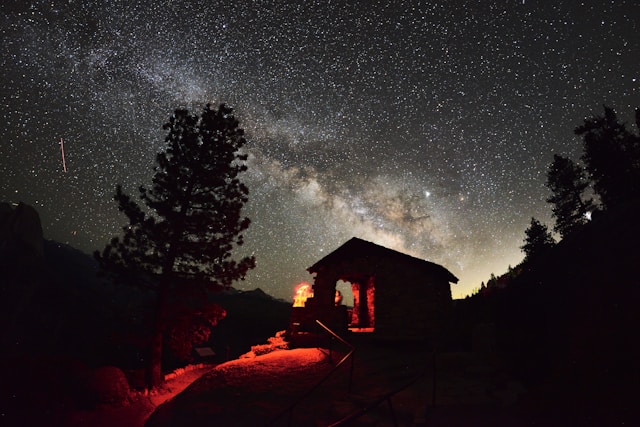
top-left (288, 237), bottom-right (458, 345)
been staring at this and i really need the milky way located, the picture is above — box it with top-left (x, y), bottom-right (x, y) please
top-left (1, 1), bottom-right (638, 300)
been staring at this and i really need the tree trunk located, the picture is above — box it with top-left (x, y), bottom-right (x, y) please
top-left (146, 212), bottom-right (185, 389)
top-left (146, 325), bottom-right (163, 389)
top-left (146, 278), bottom-right (170, 390)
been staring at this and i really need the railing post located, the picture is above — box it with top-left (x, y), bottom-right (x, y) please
top-left (329, 336), bottom-right (334, 362)
top-left (386, 397), bottom-right (398, 427)
top-left (432, 350), bottom-right (437, 407)
top-left (348, 349), bottom-right (355, 393)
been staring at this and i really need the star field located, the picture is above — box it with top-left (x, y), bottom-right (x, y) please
top-left (1, 0), bottom-right (638, 299)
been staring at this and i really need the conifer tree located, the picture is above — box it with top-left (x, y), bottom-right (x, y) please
top-left (575, 106), bottom-right (640, 209)
top-left (96, 103), bottom-right (255, 388)
top-left (545, 154), bottom-right (594, 239)
top-left (521, 217), bottom-right (555, 261)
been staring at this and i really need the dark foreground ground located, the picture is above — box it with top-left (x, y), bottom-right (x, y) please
top-left (144, 334), bottom-right (638, 427)
top-left (2, 332), bottom-right (635, 427)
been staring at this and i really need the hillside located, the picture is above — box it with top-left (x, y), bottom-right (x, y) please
top-left (0, 202), bottom-right (292, 426)
top-left (452, 200), bottom-right (640, 420)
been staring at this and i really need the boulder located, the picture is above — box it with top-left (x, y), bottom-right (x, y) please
top-left (82, 365), bottom-right (131, 406)
top-left (0, 201), bottom-right (44, 264)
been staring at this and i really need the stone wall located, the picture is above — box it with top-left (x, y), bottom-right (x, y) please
top-left (373, 264), bottom-right (452, 343)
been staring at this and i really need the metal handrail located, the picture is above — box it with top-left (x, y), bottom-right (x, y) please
top-left (315, 320), bottom-right (356, 386)
top-left (266, 320), bottom-right (356, 426)
top-left (327, 371), bottom-right (426, 427)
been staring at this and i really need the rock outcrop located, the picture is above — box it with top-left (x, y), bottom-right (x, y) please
top-left (0, 201), bottom-right (45, 268)
top-left (81, 365), bottom-right (131, 407)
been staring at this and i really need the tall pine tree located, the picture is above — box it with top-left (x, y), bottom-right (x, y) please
top-left (545, 154), bottom-right (594, 239)
top-left (96, 104), bottom-right (255, 388)
top-left (575, 106), bottom-right (640, 209)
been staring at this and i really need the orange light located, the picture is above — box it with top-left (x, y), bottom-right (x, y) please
top-left (293, 282), bottom-right (313, 307)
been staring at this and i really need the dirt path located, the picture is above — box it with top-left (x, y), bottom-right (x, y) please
top-left (145, 348), bottom-right (340, 427)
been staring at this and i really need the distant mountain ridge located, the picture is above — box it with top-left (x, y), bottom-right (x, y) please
top-left (1, 201), bottom-right (291, 368)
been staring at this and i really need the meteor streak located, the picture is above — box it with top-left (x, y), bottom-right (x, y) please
top-left (59, 137), bottom-right (67, 172)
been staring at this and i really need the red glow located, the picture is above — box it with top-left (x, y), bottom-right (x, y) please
top-left (293, 282), bottom-right (313, 307)
top-left (349, 278), bottom-right (375, 330)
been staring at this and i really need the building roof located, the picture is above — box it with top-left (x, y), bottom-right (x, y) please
top-left (307, 237), bottom-right (459, 284)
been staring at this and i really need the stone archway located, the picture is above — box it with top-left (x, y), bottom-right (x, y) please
top-left (327, 275), bottom-right (376, 332)
top-left (302, 270), bottom-right (376, 334)
top-left (346, 275), bottom-right (375, 331)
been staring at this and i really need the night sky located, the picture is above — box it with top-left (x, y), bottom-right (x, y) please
top-left (1, 1), bottom-right (638, 300)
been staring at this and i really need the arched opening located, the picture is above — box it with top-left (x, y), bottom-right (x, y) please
top-left (335, 276), bottom-right (375, 332)
top-left (335, 280), bottom-right (353, 307)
